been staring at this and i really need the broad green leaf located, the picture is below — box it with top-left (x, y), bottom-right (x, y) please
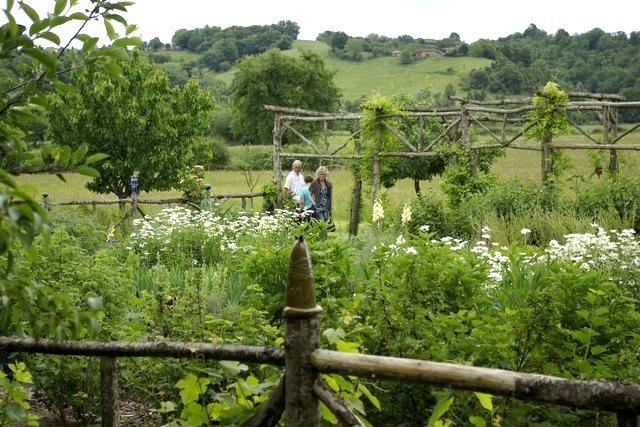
top-left (82, 36), bottom-right (98, 53)
top-left (20, 2), bottom-right (40, 23)
top-left (320, 402), bottom-right (338, 424)
top-left (38, 31), bottom-right (60, 45)
top-left (474, 392), bottom-right (493, 411)
top-left (469, 415), bottom-right (487, 427)
top-left (85, 153), bottom-right (109, 165)
top-left (336, 339), bottom-right (359, 353)
top-left (322, 374), bottom-right (339, 392)
top-left (54, 0), bottom-right (67, 15)
top-left (125, 24), bottom-right (137, 35)
top-left (69, 11), bottom-right (88, 20)
top-left (22, 47), bottom-right (56, 75)
top-left (323, 327), bottom-right (345, 345)
top-left (426, 395), bottom-right (454, 427)
top-left (74, 166), bottom-right (100, 178)
top-left (72, 144), bottom-right (89, 163)
top-left (28, 19), bottom-right (49, 36)
top-left (176, 374), bottom-right (209, 404)
top-left (48, 15), bottom-right (71, 29)
top-left (104, 19), bottom-right (115, 39)
top-left (57, 145), bottom-right (72, 166)
top-left (105, 13), bottom-right (127, 26)
top-left (180, 402), bottom-right (208, 426)
top-left (218, 360), bottom-right (248, 376)
top-left (112, 36), bottom-right (141, 48)
top-left (590, 345), bottom-right (607, 356)
top-left (14, 369), bottom-right (32, 384)
top-left (360, 384), bottom-right (380, 410)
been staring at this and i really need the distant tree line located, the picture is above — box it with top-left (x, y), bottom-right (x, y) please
top-left (165, 21), bottom-right (299, 72)
top-left (463, 24), bottom-right (640, 109)
top-left (316, 30), bottom-right (464, 61)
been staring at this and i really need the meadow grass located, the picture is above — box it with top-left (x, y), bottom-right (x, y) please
top-left (214, 40), bottom-right (492, 102)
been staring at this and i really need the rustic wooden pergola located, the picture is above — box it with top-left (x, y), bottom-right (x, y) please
top-left (265, 93), bottom-right (640, 236)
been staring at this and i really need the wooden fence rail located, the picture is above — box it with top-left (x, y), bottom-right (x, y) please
top-left (41, 190), bottom-right (265, 213)
top-left (2, 237), bottom-right (639, 426)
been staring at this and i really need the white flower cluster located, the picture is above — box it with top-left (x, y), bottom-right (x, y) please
top-left (546, 225), bottom-right (640, 275)
top-left (127, 207), bottom-right (295, 259)
top-left (371, 223), bottom-right (640, 290)
top-left (401, 204), bottom-right (412, 228)
top-left (372, 196), bottom-right (385, 224)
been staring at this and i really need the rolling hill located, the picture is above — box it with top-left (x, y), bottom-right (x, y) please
top-left (163, 40), bottom-right (492, 102)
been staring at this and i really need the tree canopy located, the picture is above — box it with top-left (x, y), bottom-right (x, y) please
top-left (1, 0), bottom-right (140, 344)
top-left (230, 48), bottom-right (341, 144)
top-left (47, 51), bottom-right (214, 198)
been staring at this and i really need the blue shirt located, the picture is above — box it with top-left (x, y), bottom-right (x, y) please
top-left (299, 186), bottom-right (313, 209)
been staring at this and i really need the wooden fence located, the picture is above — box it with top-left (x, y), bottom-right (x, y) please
top-left (41, 187), bottom-right (264, 227)
top-left (265, 94), bottom-right (640, 236)
top-left (1, 237), bottom-right (640, 426)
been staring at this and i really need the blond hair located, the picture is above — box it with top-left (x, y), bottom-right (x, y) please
top-left (315, 166), bottom-right (328, 178)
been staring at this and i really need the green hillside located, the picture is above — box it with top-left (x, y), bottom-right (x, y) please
top-left (213, 40), bottom-right (491, 102)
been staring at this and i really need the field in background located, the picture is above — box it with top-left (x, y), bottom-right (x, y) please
top-left (211, 40), bottom-right (491, 101)
top-left (16, 127), bottom-right (640, 229)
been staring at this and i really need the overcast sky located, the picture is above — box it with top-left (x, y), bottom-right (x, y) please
top-left (10, 0), bottom-right (640, 45)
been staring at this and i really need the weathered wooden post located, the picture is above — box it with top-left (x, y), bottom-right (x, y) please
top-left (273, 113), bottom-right (284, 208)
top-left (372, 121), bottom-right (381, 203)
top-left (42, 192), bottom-right (50, 211)
top-left (100, 356), bottom-right (119, 427)
top-left (284, 237), bottom-right (321, 426)
top-left (541, 134), bottom-right (552, 185)
top-left (607, 106), bottom-right (619, 174)
top-left (460, 101), bottom-right (477, 177)
top-left (349, 139), bottom-right (362, 238)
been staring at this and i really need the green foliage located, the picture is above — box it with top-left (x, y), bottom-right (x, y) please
top-left (0, 362), bottom-right (38, 426)
top-left (230, 48), bottom-right (341, 144)
top-left (179, 165), bottom-right (207, 205)
top-left (406, 194), bottom-right (446, 235)
top-left (47, 51), bottom-right (214, 198)
top-left (575, 175), bottom-right (640, 230)
top-left (464, 27), bottom-right (640, 103)
top-left (526, 82), bottom-right (569, 142)
top-left (203, 136), bottom-right (231, 170)
top-left (31, 355), bottom-right (101, 425)
top-left (441, 146), bottom-right (496, 207)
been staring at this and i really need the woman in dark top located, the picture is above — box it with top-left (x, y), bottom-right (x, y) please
top-left (309, 166), bottom-right (332, 222)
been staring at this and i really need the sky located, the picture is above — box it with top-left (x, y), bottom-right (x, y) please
top-left (9, 0), bottom-right (640, 45)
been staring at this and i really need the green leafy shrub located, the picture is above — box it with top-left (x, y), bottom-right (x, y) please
top-left (575, 175), bottom-right (640, 230)
top-left (406, 193), bottom-right (446, 236)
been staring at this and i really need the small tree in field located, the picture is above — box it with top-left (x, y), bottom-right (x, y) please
top-left (230, 48), bottom-right (340, 144)
top-left (47, 51), bottom-right (214, 198)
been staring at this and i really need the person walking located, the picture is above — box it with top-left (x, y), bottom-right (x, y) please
top-left (284, 159), bottom-right (305, 200)
top-left (309, 166), bottom-right (332, 222)
top-left (298, 175), bottom-right (317, 220)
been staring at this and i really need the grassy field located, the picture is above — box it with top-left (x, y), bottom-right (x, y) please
top-left (212, 40), bottom-right (491, 101)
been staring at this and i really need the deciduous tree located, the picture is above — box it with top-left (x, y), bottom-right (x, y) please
top-left (230, 48), bottom-right (340, 144)
top-left (47, 51), bottom-right (213, 198)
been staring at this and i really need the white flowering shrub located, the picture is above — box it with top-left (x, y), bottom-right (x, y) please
top-left (128, 207), bottom-right (296, 267)
top-left (545, 225), bottom-right (640, 296)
